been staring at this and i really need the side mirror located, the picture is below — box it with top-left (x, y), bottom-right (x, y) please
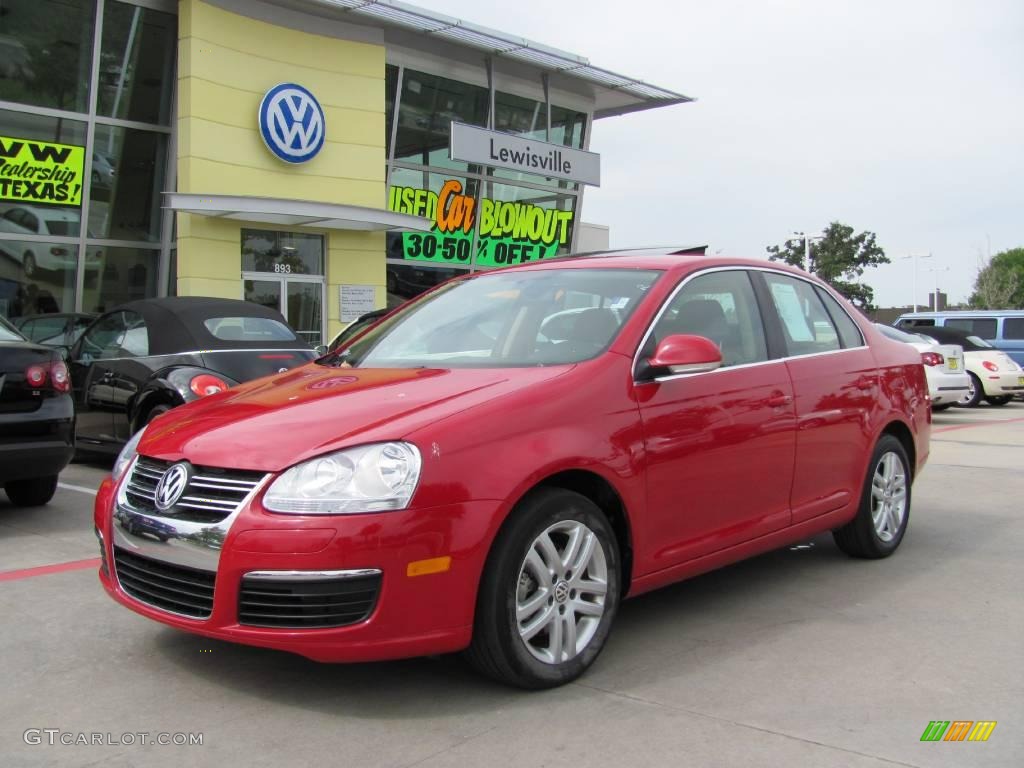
top-left (644, 334), bottom-right (723, 378)
top-left (314, 344), bottom-right (328, 356)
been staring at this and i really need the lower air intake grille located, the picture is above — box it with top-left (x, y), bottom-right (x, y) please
top-left (114, 547), bottom-right (216, 619)
top-left (238, 573), bottom-right (381, 628)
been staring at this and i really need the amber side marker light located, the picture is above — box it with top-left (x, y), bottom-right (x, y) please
top-left (407, 556), bottom-right (452, 577)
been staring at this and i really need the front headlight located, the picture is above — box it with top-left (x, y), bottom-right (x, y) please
top-left (113, 427), bottom-right (145, 483)
top-left (263, 442), bottom-right (421, 514)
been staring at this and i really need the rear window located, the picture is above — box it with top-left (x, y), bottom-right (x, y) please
top-left (203, 317), bottom-right (297, 343)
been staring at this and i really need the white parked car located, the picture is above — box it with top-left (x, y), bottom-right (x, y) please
top-left (916, 326), bottom-right (1024, 407)
top-left (876, 324), bottom-right (969, 410)
top-left (0, 205), bottom-right (102, 278)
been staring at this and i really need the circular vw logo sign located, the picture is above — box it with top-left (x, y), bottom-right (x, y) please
top-left (154, 462), bottom-right (191, 512)
top-left (258, 83), bottom-right (326, 164)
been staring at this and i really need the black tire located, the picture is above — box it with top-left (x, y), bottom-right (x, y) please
top-left (144, 403), bottom-right (172, 426)
top-left (466, 487), bottom-right (621, 689)
top-left (955, 373), bottom-right (984, 408)
top-left (931, 403), bottom-right (953, 412)
top-left (5, 475), bottom-right (59, 507)
top-left (833, 435), bottom-right (911, 559)
top-left (986, 396), bottom-right (1011, 406)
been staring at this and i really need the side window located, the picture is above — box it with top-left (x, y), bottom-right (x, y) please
top-left (650, 270), bottom-right (768, 367)
top-left (119, 311), bottom-right (149, 357)
top-left (1003, 318), bottom-right (1024, 340)
top-left (945, 317), bottom-right (997, 339)
top-left (763, 274), bottom-right (841, 355)
top-left (898, 318), bottom-right (934, 329)
top-left (814, 287), bottom-right (864, 348)
top-left (80, 312), bottom-right (127, 360)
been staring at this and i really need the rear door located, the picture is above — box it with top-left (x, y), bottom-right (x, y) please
top-left (757, 272), bottom-right (877, 524)
top-left (634, 269), bottom-right (796, 569)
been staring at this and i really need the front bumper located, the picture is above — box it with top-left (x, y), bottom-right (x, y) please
top-left (0, 397), bottom-right (74, 483)
top-left (93, 474), bottom-right (499, 662)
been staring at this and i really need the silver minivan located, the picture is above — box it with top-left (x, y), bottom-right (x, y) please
top-left (894, 310), bottom-right (1024, 367)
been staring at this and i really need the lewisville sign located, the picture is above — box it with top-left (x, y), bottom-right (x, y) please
top-left (388, 179), bottom-right (574, 267)
top-left (449, 123), bottom-right (600, 187)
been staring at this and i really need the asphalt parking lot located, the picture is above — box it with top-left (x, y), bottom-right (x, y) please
top-left (2, 407), bottom-right (1022, 768)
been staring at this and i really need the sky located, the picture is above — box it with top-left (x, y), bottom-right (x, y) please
top-left (422, 0), bottom-right (1022, 308)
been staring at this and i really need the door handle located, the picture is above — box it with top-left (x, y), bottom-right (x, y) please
top-left (100, 371), bottom-right (115, 383)
top-left (767, 392), bottom-right (792, 408)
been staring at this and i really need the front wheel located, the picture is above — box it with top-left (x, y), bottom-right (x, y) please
top-left (466, 488), bottom-right (620, 689)
top-left (986, 395), bottom-right (1011, 406)
top-left (833, 435), bottom-right (911, 559)
top-left (5, 475), bottom-right (58, 507)
top-left (931, 403), bottom-right (953, 412)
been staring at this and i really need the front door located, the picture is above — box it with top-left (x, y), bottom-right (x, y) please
top-left (634, 270), bottom-right (797, 570)
top-left (243, 276), bottom-right (324, 347)
top-left (241, 229), bottom-right (325, 347)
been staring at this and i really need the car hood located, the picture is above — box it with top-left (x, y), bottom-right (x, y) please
top-left (138, 363), bottom-right (572, 472)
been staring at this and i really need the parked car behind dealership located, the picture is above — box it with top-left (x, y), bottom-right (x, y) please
top-left (895, 310), bottom-right (1024, 367)
top-left (95, 254), bottom-right (930, 688)
top-left (0, 316), bottom-right (73, 506)
top-left (913, 326), bottom-right (1023, 407)
top-left (874, 324), bottom-right (969, 410)
top-left (13, 312), bottom-right (96, 353)
top-left (69, 297), bottom-right (317, 454)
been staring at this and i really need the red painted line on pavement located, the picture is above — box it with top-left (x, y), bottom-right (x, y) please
top-left (0, 558), bottom-right (101, 583)
top-left (933, 415), bottom-right (1024, 434)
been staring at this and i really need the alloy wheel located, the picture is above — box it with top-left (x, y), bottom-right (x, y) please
top-left (515, 520), bottom-right (608, 665)
top-left (871, 452), bottom-right (907, 542)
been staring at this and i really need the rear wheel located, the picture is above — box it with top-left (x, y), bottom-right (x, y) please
top-left (986, 395), bottom-right (1011, 406)
top-left (833, 435), bottom-right (910, 559)
top-left (956, 373), bottom-right (984, 408)
top-left (466, 488), bottom-right (620, 689)
top-left (5, 476), bottom-right (59, 507)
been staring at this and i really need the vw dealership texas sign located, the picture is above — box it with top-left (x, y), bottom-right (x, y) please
top-left (258, 83), bottom-right (326, 164)
top-left (449, 122), bottom-right (600, 186)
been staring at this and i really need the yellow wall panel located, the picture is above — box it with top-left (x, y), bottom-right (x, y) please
top-left (180, 158), bottom-right (383, 207)
top-left (182, 118), bottom-right (383, 183)
top-left (180, 38), bottom-right (382, 113)
top-left (177, 277), bottom-right (241, 300)
top-left (183, 78), bottom-right (384, 146)
top-left (186, 1), bottom-right (383, 79)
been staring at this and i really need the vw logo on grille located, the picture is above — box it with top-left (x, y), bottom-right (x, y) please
top-left (258, 83), bottom-right (326, 164)
top-left (154, 462), bottom-right (191, 512)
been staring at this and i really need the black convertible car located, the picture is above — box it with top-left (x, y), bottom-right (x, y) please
top-left (69, 297), bottom-right (317, 453)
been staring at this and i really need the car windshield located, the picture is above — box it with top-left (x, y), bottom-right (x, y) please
top-left (877, 324), bottom-right (922, 344)
top-left (323, 267), bottom-right (661, 368)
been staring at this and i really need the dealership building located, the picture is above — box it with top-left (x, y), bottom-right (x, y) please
top-left (0, 0), bottom-right (690, 345)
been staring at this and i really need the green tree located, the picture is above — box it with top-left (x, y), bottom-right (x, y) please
top-left (970, 248), bottom-right (1024, 309)
top-left (767, 222), bottom-right (889, 309)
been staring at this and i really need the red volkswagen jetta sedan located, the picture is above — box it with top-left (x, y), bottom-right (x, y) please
top-left (95, 253), bottom-right (930, 688)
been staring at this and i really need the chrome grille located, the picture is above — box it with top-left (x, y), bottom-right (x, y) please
top-left (124, 457), bottom-right (266, 524)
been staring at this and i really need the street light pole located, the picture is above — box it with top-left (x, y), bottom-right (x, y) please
top-left (792, 231), bottom-right (823, 273)
top-left (900, 253), bottom-right (933, 312)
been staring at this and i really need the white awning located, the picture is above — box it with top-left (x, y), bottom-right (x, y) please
top-left (165, 192), bottom-right (433, 232)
